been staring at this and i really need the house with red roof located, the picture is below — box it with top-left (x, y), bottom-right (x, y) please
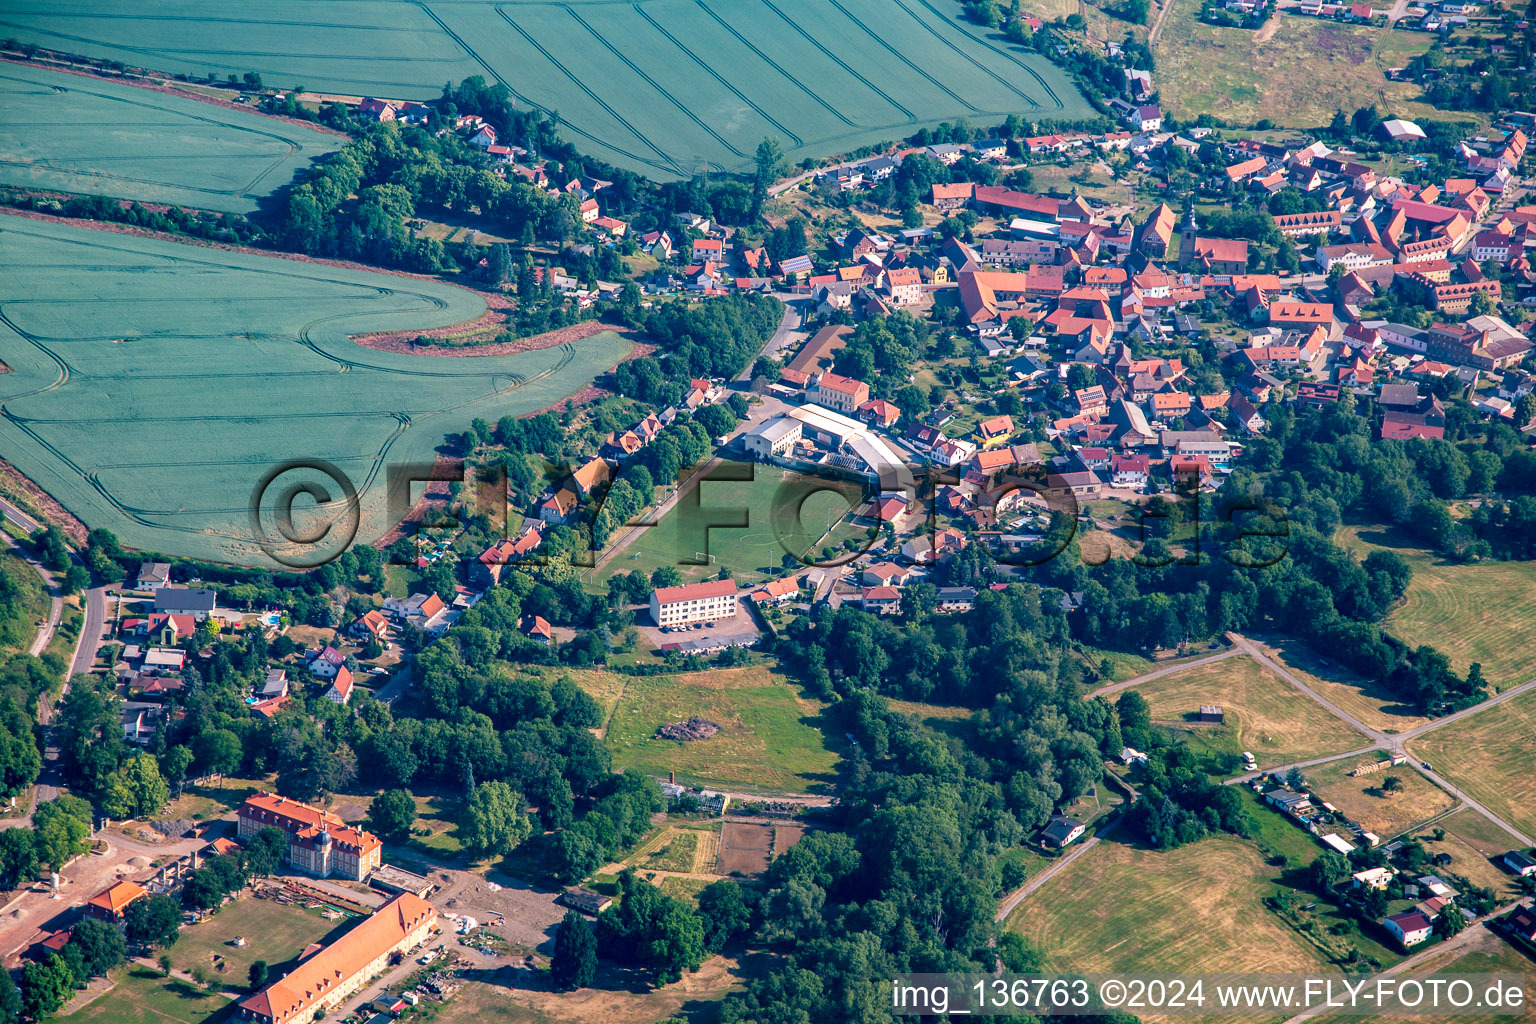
top-left (324, 666), bottom-right (354, 706)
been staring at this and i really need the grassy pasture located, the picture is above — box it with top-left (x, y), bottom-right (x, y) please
top-left (167, 895), bottom-right (350, 980)
top-left (0, 215), bottom-right (628, 565)
top-left (0, 62), bottom-right (341, 213)
top-left (1007, 838), bottom-right (1330, 976)
top-left (1417, 826), bottom-right (1525, 899)
top-left (593, 664), bottom-right (840, 793)
top-left (1414, 687), bottom-right (1536, 841)
top-left (0, 0), bottom-right (1093, 179)
top-left (1337, 524), bottom-right (1536, 690)
top-left (1439, 806), bottom-right (1521, 858)
top-left (1313, 941), bottom-right (1536, 1024)
top-left (429, 953), bottom-right (774, 1024)
top-left (595, 462), bottom-right (871, 587)
top-left (1131, 655), bottom-right (1367, 768)
top-left (1157, 0), bottom-right (1438, 128)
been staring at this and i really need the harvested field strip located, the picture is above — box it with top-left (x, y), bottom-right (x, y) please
top-left (0, 215), bottom-right (628, 564)
top-left (1009, 838), bottom-right (1330, 976)
top-left (1131, 655), bottom-right (1368, 768)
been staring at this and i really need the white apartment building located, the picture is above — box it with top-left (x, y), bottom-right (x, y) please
top-left (650, 579), bottom-right (739, 627)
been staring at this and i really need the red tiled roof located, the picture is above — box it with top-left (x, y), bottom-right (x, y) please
top-left (240, 895), bottom-right (436, 1023)
top-left (88, 881), bottom-right (147, 915)
top-left (653, 579), bottom-right (738, 604)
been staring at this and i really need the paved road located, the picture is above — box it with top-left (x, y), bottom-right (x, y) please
top-left (0, 496), bottom-right (39, 535)
top-left (1395, 676), bottom-right (1536, 742)
top-left (1085, 646), bottom-right (1242, 699)
top-left (1405, 758), bottom-right (1535, 847)
top-left (1224, 744), bottom-right (1382, 786)
top-left (68, 586), bottom-right (107, 682)
top-left (1213, 634), bottom-right (1536, 847)
top-left (739, 297), bottom-right (808, 380)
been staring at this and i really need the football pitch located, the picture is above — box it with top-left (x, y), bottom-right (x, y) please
top-left (0, 0), bottom-right (1094, 178)
top-left (0, 61), bottom-right (343, 213)
top-left (0, 214), bottom-right (629, 565)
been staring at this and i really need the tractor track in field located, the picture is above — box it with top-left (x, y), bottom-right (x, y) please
top-left (897, 0), bottom-right (1067, 109)
top-left (630, 3), bottom-right (804, 148)
top-left (690, 1), bottom-right (858, 128)
top-left (754, 0), bottom-right (918, 120)
top-left (561, 4), bottom-right (748, 160)
top-left (0, 215), bottom-right (623, 550)
top-left (490, 4), bottom-right (687, 177)
top-left (0, 65), bottom-right (314, 202)
top-left (821, 0), bottom-right (981, 112)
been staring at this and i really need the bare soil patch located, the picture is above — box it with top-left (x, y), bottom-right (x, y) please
top-left (656, 717), bottom-right (721, 742)
top-left (715, 821), bottom-right (773, 875)
top-left (353, 317), bottom-right (640, 358)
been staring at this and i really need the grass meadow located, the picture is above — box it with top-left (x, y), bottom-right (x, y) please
top-left (1157, 0), bottom-right (1440, 128)
top-left (166, 896), bottom-right (353, 981)
top-left (0, 0), bottom-right (1092, 178)
top-left (0, 215), bottom-right (628, 565)
top-left (595, 462), bottom-right (871, 587)
top-left (1415, 686), bottom-right (1536, 841)
top-left (1304, 758), bottom-right (1454, 839)
top-left (56, 967), bottom-right (229, 1024)
top-left (1255, 635), bottom-right (1431, 733)
top-left (1338, 525), bottom-right (1536, 689)
top-left (1007, 838), bottom-right (1333, 976)
top-left (0, 62), bottom-right (342, 213)
top-left (588, 664), bottom-right (840, 793)
top-left (1312, 941), bottom-right (1536, 1024)
top-left (1130, 655), bottom-right (1367, 768)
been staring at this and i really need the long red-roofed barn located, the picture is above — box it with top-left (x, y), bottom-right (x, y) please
top-left (237, 893), bottom-right (436, 1023)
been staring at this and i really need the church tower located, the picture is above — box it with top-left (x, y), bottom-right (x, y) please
top-left (1178, 199), bottom-right (1198, 270)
